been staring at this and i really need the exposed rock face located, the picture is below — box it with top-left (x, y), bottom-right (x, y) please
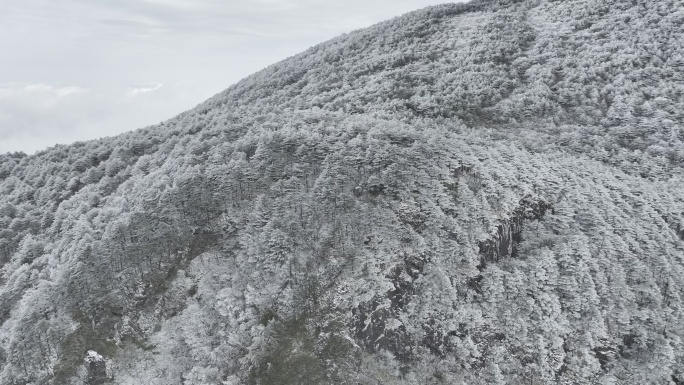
top-left (478, 197), bottom-right (552, 266)
top-left (85, 351), bottom-right (107, 385)
top-left (1, 0), bottom-right (684, 384)
top-left (352, 252), bottom-right (428, 363)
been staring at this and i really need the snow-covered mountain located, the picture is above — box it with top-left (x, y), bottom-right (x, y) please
top-left (1, 0), bottom-right (684, 383)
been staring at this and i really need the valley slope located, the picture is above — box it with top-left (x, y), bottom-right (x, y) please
top-left (1, 0), bottom-right (684, 384)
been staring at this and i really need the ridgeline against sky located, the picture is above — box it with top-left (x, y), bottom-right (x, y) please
top-left (1, 0), bottom-right (684, 384)
top-left (0, 0), bottom-right (456, 154)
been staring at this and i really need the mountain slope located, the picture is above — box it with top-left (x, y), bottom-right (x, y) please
top-left (1, 0), bottom-right (684, 384)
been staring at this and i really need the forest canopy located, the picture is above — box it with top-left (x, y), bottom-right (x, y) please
top-left (1, 0), bottom-right (684, 384)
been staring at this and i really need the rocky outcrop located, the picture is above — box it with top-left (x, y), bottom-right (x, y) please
top-left (478, 197), bottom-right (552, 268)
top-left (84, 351), bottom-right (107, 385)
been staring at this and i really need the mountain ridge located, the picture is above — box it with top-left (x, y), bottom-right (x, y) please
top-left (1, 0), bottom-right (684, 384)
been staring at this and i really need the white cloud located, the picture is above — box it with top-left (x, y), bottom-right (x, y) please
top-left (128, 83), bottom-right (163, 96)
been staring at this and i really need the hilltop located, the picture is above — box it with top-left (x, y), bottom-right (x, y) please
top-left (1, 0), bottom-right (684, 384)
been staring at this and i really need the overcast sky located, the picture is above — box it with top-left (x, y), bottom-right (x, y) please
top-left (0, 0), bottom-right (461, 155)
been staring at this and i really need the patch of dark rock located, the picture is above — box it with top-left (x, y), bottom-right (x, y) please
top-left (478, 196), bottom-right (552, 265)
top-left (368, 183), bottom-right (386, 197)
top-left (669, 222), bottom-right (684, 242)
top-left (467, 275), bottom-right (483, 293)
top-left (85, 351), bottom-right (107, 385)
top-left (593, 345), bottom-right (616, 370)
top-left (619, 333), bottom-right (638, 359)
top-left (422, 318), bottom-right (455, 358)
top-left (351, 253), bottom-right (430, 362)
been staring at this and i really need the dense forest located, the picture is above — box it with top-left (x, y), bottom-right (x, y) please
top-left (1, 0), bottom-right (684, 384)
